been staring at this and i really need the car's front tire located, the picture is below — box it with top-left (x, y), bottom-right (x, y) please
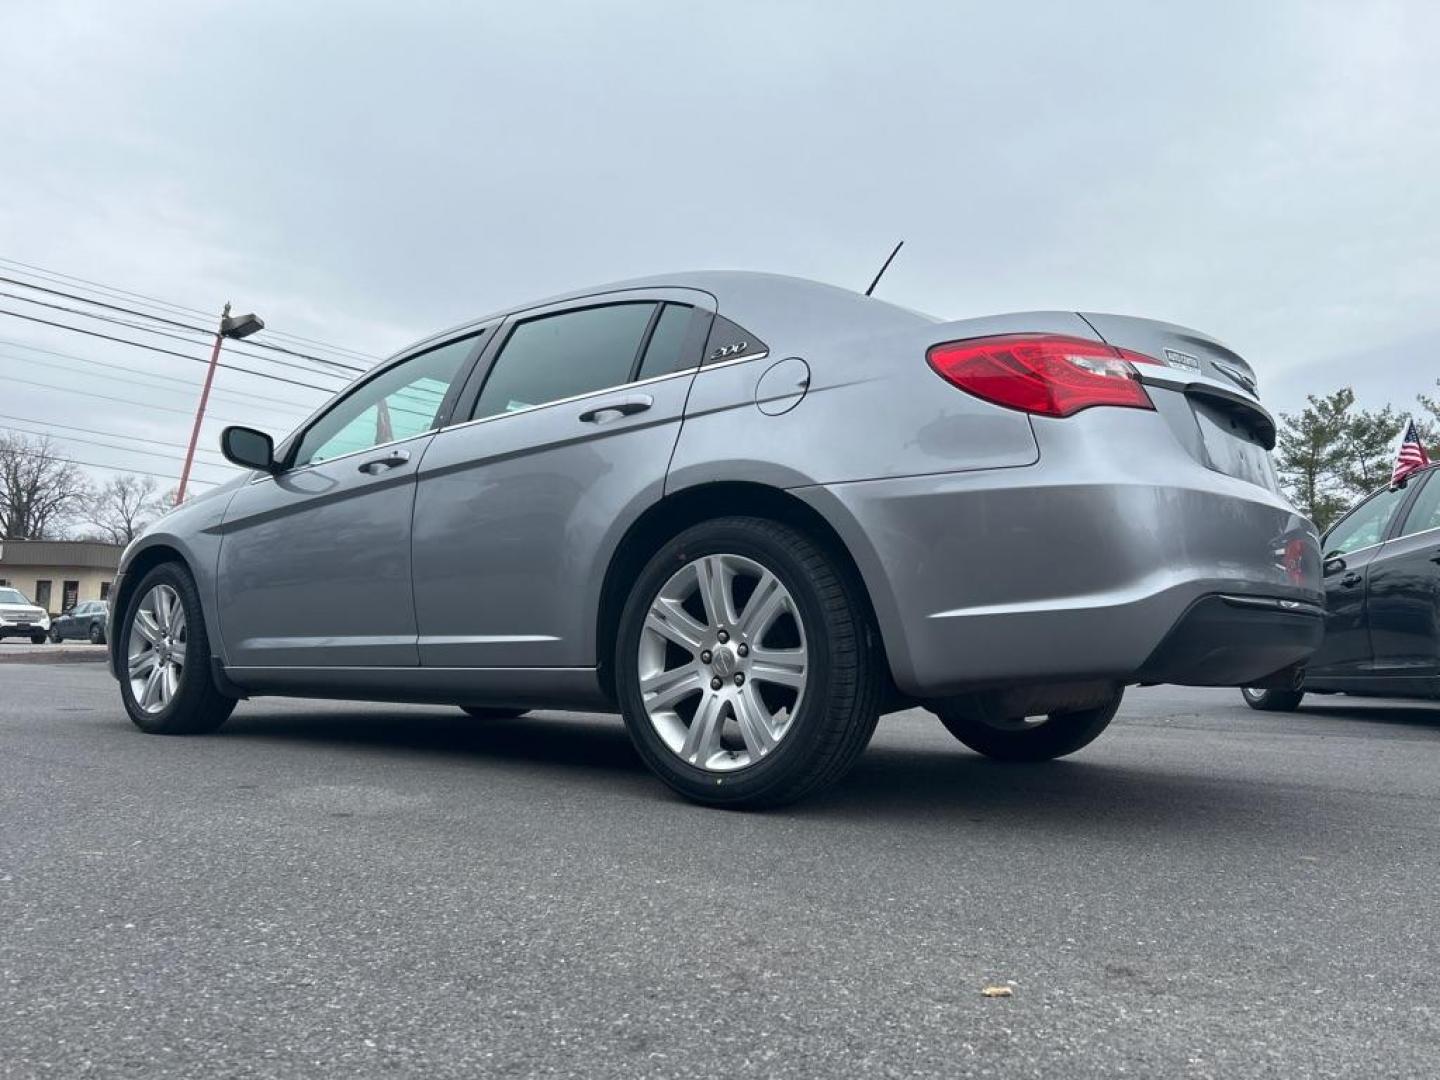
top-left (1241, 687), bottom-right (1304, 712)
top-left (119, 562), bottom-right (235, 735)
top-left (931, 690), bottom-right (1123, 762)
top-left (30, 631), bottom-right (46, 645)
top-left (47, 626), bottom-right (61, 643)
top-left (615, 516), bottom-right (882, 809)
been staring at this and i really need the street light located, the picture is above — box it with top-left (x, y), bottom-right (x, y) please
top-left (175, 302), bottom-right (265, 505)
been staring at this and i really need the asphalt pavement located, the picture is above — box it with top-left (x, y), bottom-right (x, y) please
top-left (2, 664), bottom-right (1438, 1078)
top-left (0, 642), bottom-right (106, 664)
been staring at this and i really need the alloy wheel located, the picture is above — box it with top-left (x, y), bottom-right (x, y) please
top-left (638, 553), bottom-right (808, 772)
top-left (127, 584), bottom-right (187, 714)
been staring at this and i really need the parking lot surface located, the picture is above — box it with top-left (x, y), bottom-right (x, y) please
top-left (0, 643), bottom-right (106, 664)
top-left (2, 664), bottom-right (1438, 1078)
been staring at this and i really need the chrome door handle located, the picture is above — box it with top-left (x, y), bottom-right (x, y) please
top-left (358, 449), bottom-right (411, 474)
top-left (579, 394), bottom-right (653, 424)
top-left (1340, 571), bottom-right (1362, 588)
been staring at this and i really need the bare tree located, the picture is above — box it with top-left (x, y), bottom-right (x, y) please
top-left (0, 434), bottom-right (89, 540)
top-left (85, 474), bottom-right (166, 545)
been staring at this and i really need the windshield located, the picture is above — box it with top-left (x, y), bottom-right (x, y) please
top-left (0, 587), bottom-right (30, 605)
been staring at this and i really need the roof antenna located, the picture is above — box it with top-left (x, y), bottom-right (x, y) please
top-left (864, 240), bottom-right (904, 297)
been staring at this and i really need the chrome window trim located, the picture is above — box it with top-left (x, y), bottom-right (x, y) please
top-left (246, 430), bottom-right (438, 485)
top-left (1327, 527), bottom-right (1440, 560)
top-left (433, 349), bottom-right (770, 437)
top-left (438, 365), bottom-right (700, 436)
top-left (1388, 522), bottom-right (1440, 545)
top-left (249, 312), bottom-right (763, 471)
top-left (1326, 538), bottom-right (1384, 559)
top-left (697, 349), bottom-right (770, 373)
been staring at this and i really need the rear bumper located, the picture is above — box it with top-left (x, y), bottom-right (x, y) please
top-left (794, 408), bottom-right (1322, 697)
top-left (1136, 594), bottom-right (1323, 686)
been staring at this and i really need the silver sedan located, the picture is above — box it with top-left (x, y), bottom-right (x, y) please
top-left (108, 272), bottom-right (1322, 807)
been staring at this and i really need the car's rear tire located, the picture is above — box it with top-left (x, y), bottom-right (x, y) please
top-left (30, 631), bottom-right (46, 645)
top-left (931, 690), bottom-right (1123, 762)
top-left (88, 622), bottom-right (105, 645)
top-left (119, 562), bottom-right (236, 735)
top-left (1241, 687), bottom-right (1304, 712)
top-left (615, 516), bottom-right (882, 809)
top-left (459, 706), bottom-right (527, 719)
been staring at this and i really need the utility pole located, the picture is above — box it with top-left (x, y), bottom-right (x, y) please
top-left (176, 302), bottom-right (265, 505)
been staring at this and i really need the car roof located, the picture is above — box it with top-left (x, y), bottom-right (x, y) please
top-left (397, 271), bottom-right (940, 362)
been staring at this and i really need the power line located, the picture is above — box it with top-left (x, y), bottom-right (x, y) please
top-left (3, 371), bottom-right (297, 425)
top-left (0, 341), bottom-right (314, 414)
top-left (0, 348), bottom-right (311, 415)
top-left (0, 422), bottom-right (233, 471)
top-left (0, 441), bottom-right (219, 486)
top-left (0, 410), bottom-right (230, 458)
top-left (0, 276), bottom-right (368, 375)
top-left (0, 355), bottom-right (311, 427)
top-left (0, 307), bottom-right (343, 394)
top-left (0, 293), bottom-right (354, 385)
top-left (0, 254), bottom-right (382, 362)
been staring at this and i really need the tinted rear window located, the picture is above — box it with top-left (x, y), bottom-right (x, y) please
top-left (636, 304), bottom-right (696, 381)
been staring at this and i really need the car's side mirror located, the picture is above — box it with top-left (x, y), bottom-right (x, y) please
top-left (1322, 550), bottom-right (1347, 576)
top-left (221, 426), bottom-right (279, 473)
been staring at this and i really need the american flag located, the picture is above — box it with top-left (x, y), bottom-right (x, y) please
top-left (1392, 419), bottom-right (1431, 487)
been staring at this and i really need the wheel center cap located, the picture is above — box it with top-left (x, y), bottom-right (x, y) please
top-left (711, 645), bottom-right (737, 677)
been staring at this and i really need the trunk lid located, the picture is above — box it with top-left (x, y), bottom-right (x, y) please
top-left (1079, 312), bottom-right (1280, 493)
top-left (1081, 313), bottom-right (1260, 397)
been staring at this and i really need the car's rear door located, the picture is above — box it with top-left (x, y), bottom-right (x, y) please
top-left (1363, 469), bottom-right (1440, 676)
top-left (216, 331), bottom-right (485, 669)
top-left (411, 288), bottom-right (713, 669)
top-left (1307, 483), bottom-right (1414, 677)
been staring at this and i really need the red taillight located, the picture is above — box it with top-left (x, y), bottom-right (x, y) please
top-left (926, 334), bottom-right (1160, 418)
top-left (1282, 537), bottom-right (1307, 586)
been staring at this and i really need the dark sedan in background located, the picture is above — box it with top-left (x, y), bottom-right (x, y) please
top-left (1245, 462), bottom-right (1440, 710)
top-left (48, 600), bottom-right (110, 645)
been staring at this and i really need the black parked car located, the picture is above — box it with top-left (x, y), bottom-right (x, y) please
top-left (49, 599), bottom-right (110, 644)
top-left (1244, 463), bottom-right (1440, 710)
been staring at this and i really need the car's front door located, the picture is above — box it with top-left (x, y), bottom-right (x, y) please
top-left (1307, 482), bottom-right (1413, 677)
top-left (216, 332), bottom-right (484, 669)
top-left (411, 290), bottom-right (713, 669)
top-left (1364, 469), bottom-right (1440, 676)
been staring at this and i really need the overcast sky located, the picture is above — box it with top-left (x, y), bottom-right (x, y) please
top-left (2, 0), bottom-right (1437, 491)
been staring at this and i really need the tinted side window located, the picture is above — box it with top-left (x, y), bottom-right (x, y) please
top-left (473, 304), bottom-right (655, 420)
top-left (1397, 471), bottom-right (1440, 537)
top-left (635, 304), bottom-right (697, 381)
top-left (294, 335), bottom-right (476, 467)
top-left (1325, 485), bottom-right (1409, 555)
